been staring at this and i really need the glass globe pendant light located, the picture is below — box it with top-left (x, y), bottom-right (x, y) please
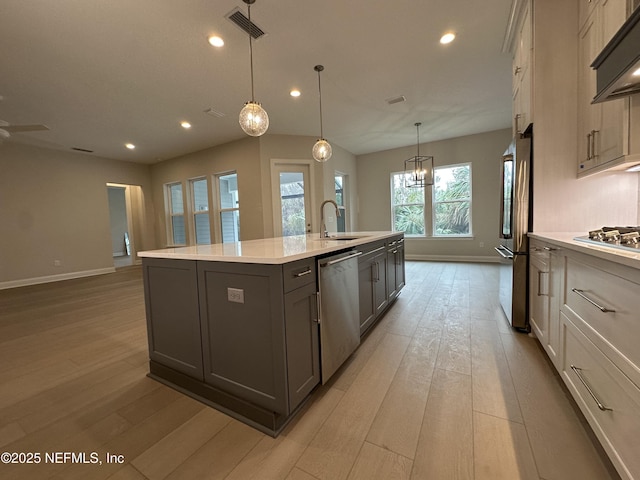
top-left (312, 65), bottom-right (332, 162)
top-left (239, 0), bottom-right (269, 136)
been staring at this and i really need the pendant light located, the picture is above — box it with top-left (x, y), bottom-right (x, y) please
top-left (404, 122), bottom-right (434, 188)
top-left (239, 0), bottom-right (269, 137)
top-left (312, 65), bottom-right (332, 162)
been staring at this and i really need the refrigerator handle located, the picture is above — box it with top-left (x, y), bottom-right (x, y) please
top-left (494, 246), bottom-right (514, 260)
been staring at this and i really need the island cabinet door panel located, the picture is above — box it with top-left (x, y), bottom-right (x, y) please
top-left (358, 252), bottom-right (376, 335)
top-left (284, 281), bottom-right (320, 411)
top-left (142, 259), bottom-right (204, 379)
top-left (197, 262), bottom-right (289, 415)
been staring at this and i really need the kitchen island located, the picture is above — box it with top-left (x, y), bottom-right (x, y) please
top-left (138, 232), bottom-right (404, 436)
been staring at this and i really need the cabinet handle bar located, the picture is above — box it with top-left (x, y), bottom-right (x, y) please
top-left (571, 288), bottom-right (615, 313)
top-left (570, 365), bottom-right (612, 412)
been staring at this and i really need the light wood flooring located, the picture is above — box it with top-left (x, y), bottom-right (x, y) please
top-left (0, 262), bottom-right (620, 480)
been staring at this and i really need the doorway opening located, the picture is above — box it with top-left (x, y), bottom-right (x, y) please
top-left (107, 183), bottom-right (143, 268)
top-left (271, 161), bottom-right (314, 237)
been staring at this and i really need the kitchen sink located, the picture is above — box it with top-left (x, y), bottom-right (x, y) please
top-left (323, 235), bottom-right (367, 241)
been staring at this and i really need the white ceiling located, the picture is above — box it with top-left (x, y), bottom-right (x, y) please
top-left (0, 0), bottom-right (515, 164)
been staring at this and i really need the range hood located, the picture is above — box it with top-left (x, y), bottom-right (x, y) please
top-left (592, 5), bottom-right (640, 104)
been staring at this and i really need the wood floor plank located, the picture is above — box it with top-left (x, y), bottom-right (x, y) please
top-left (411, 368), bottom-right (474, 480)
top-left (285, 467), bottom-right (319, 480)
top-left (225, 386), bottom-right (344, 480)
top-left (131, 407), bottom-right (232, 480)
top-left (366, 328), bottom-right (440, 459)
top-left (164, 421), bottom-right (263, 480)
top-left (347, 441), bottom-right (412, 480)
top-left (471, 333), bottom-right (524, 423)
top-left (473, 411), bottom-right (539, 480)
top-left (295, 333), bottom-right (411, 480)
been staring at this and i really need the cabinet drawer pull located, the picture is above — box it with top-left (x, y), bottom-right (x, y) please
top-left (537, 271), bottom-right (548, 296)
top-left (571, 288), bottom-right (615, 313)
top-left (294, 268), bottom-right (312, 278)
top-left (543, 246), bottom-right (557, 251)
top-left (586, 132), bottom-right (591, 160)
top-left (570, 365), bottom-right (612, 412)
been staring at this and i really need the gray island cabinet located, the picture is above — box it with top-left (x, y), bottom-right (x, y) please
top-left (139, 232), bottom-right (403, 436)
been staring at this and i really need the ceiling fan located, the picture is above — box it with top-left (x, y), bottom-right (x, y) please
top-left (0, 119), bottom-right (49, 142)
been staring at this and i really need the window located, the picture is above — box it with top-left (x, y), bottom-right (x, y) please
top-left (190, 178), bottom-right (211, 244)
top-left (217, 172), bottom-right (240, 243)
top-left (167, 182), bottom-right (186, 245)
top-left (391, 172), bottom-right (425, 235)
top-left (391, 163), bottom-right (472, 237)
top-left (433, 163), bottom-right (472, 236)
top-left (335, 173), bottom-right (346, 232)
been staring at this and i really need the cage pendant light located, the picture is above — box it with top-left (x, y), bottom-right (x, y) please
top-left (239, 0), bottom-right (269, 136)
top-left (312, 65), bottom-right (332, 162)
top-left (404, 122), bottom-right (434, 188)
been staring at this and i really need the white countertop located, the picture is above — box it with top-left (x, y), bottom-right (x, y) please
top-left (138, 231), bottom-right (400, 264)
top-left (529, 232), bottom-right (640, 269)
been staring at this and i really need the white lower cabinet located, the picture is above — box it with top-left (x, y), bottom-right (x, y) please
top-left (561, 313), bottom-right (640, 480)
top-left (528, 239), bottom-right (563, 369)
top-left (560, 248), bottom-right (640, 480)
top-left (530, 237), bottom-right (640, 480)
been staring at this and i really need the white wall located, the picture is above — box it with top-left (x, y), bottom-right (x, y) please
top-left (0, 142), bottom-right (154, 287)
top-left (357, 128), bottom-right (512, 260)
top-left (148, 134), bottom-right (358, 246)
top-left (259, 135), bottom-right (358, 237)
top-left (532, 0), bottom-right (639, 232)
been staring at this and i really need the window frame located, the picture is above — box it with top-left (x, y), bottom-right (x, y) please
top-left (390, 162), bottom-right (473, 238)
top-left (390, 171), bottom-right (426, 237)
top-left (213, 171), bottom-right (241, 243)
top-left (189, 177), bottom-right (212, 245)
top-left (165, 181), bottom-right (187, 246)
top-left (432, 162), bottom-right (473, 237)
top-left (335, 172), bottom-right (348, 232)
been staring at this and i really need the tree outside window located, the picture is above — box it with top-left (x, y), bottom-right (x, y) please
top-left (391, 163), bottom-right (472, 237)
top-left (391, 172), bottom-right (425, 235)
top-left (433, 163), bottom-right (472, 236)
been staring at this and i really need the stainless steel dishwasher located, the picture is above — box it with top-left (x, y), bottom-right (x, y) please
top-left (317, 249), bottom-right (362, 384)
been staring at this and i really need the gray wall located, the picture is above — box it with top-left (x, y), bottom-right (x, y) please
top-left (0, 142), bottom-right (155, 287)
top-left (357, 128), bottom-right (512, 260)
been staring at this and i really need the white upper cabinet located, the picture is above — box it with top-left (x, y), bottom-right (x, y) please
top-left (512, 0), bottom-right (533, 135)
top-left (577, 0), bottom-right (640, 176)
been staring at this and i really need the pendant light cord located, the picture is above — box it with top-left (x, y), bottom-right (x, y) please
top-left (248, 3), bottom-right (255, 102)
top-left (317, 67), bottom-right (324, 139)
top-left (416, 122), bottom-right (421, 157)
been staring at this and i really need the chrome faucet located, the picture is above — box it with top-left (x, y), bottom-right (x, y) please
top-left (320, 199), bottom-right (341, 238)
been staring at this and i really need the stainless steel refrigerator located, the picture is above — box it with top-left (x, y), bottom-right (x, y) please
top-left (495, 126), bottom-right (532, 330)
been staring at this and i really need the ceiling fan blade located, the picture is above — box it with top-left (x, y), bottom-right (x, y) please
top-left (4, 124), bottom-right (49, 133)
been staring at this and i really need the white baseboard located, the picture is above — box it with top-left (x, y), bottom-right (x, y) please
top-left (406, 254), bottom-right (500, 263)
top-left (0, 267), bottom-right (116, 290)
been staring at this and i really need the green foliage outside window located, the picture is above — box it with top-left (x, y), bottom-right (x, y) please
top-left (433, 165), bottom-right (471, 235)
top-left (392, 164), bottom-right (471, 236)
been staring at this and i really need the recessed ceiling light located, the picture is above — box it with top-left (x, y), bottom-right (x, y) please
top-left (440, 32), bottom-right (456, 44)
top-left (125, 143), bottom-right (135, 150)
top-left (181, 121), bottom-right (192, 129)
top-left (633, 67), bottom-right (640, 77)
top-left (208, 36), bottom-right (224, 47)
top-left (290, 89), bottom-right (301, 97)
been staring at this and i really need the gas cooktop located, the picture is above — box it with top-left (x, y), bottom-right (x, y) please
top-left (574, 226), bottom-right (640, 252)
